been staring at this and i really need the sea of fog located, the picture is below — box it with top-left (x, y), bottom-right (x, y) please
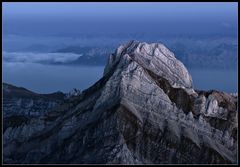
top-left (3, 61), bottom-right (237, 94)
top-left (3, 62), bottom-right (105, 93)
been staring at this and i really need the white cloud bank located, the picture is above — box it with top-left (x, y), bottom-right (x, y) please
top-left (3, 51), bottom-right (83, 64)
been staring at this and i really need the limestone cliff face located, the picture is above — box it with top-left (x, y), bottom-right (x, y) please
top-left (3, 41), bottom-right (238, 164)
top-left (104, 41), bottom-right (193, 88)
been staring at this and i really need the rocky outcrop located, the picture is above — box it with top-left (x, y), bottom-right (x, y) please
top-left (3, 83), bottom-right (65, 117)
top-left (3, 83), bottom-right (67, 132)
top-left (3, 41), bottom-right (238, 164)
top-left (64, 88), bottom-right (81, 99)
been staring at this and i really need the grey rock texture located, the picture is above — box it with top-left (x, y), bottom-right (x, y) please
top-left (65, 88), bottom-right (82, 99)
top-left (3, 41), bottom-right (238, 164)
top-left (3, 83), bottom-right (66, 133)
top-left (3, 83), bottom-right (66, 117)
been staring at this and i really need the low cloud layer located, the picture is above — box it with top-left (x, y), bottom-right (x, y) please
top-left (3, 51), bottom-right (83, 64)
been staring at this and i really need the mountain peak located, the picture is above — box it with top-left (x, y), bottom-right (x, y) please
top-left (104, 40), bottom-right (193, 89)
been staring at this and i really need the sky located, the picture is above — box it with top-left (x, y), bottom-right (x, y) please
top-left (2, 2), bottom-right (238, 36)
top-left (3, 2), bottom-right (237, 19)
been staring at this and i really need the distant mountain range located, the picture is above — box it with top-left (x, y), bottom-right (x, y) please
top-left (3, 35), bottom-right (237, 69)
top-left (169, 42), bottom-right (238, 69)
top-left (50, 41), bottom-right (237, 69)
top-left (52, 46), bottom-right (113, 65)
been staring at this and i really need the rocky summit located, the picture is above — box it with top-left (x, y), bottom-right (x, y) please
top-left (3, 40), bottom-right (238, 164)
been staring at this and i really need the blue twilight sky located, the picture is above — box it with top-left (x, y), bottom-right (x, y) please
top-left (2, 2), bottom-right (238, 36)
top-left (2, 2), bottom-right (237, 19)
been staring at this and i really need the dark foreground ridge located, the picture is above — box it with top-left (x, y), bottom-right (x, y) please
top-left (3, 41), bottom-right (238, 164)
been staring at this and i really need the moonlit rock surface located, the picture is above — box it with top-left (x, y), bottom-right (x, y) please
top-left (3, 41), bottom-right (237, 164)
top-left (104, 40), bottom-right (193, 88)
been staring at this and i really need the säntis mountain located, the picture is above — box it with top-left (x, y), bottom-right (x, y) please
top-left (3, 41), bottom-right (237, 164)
